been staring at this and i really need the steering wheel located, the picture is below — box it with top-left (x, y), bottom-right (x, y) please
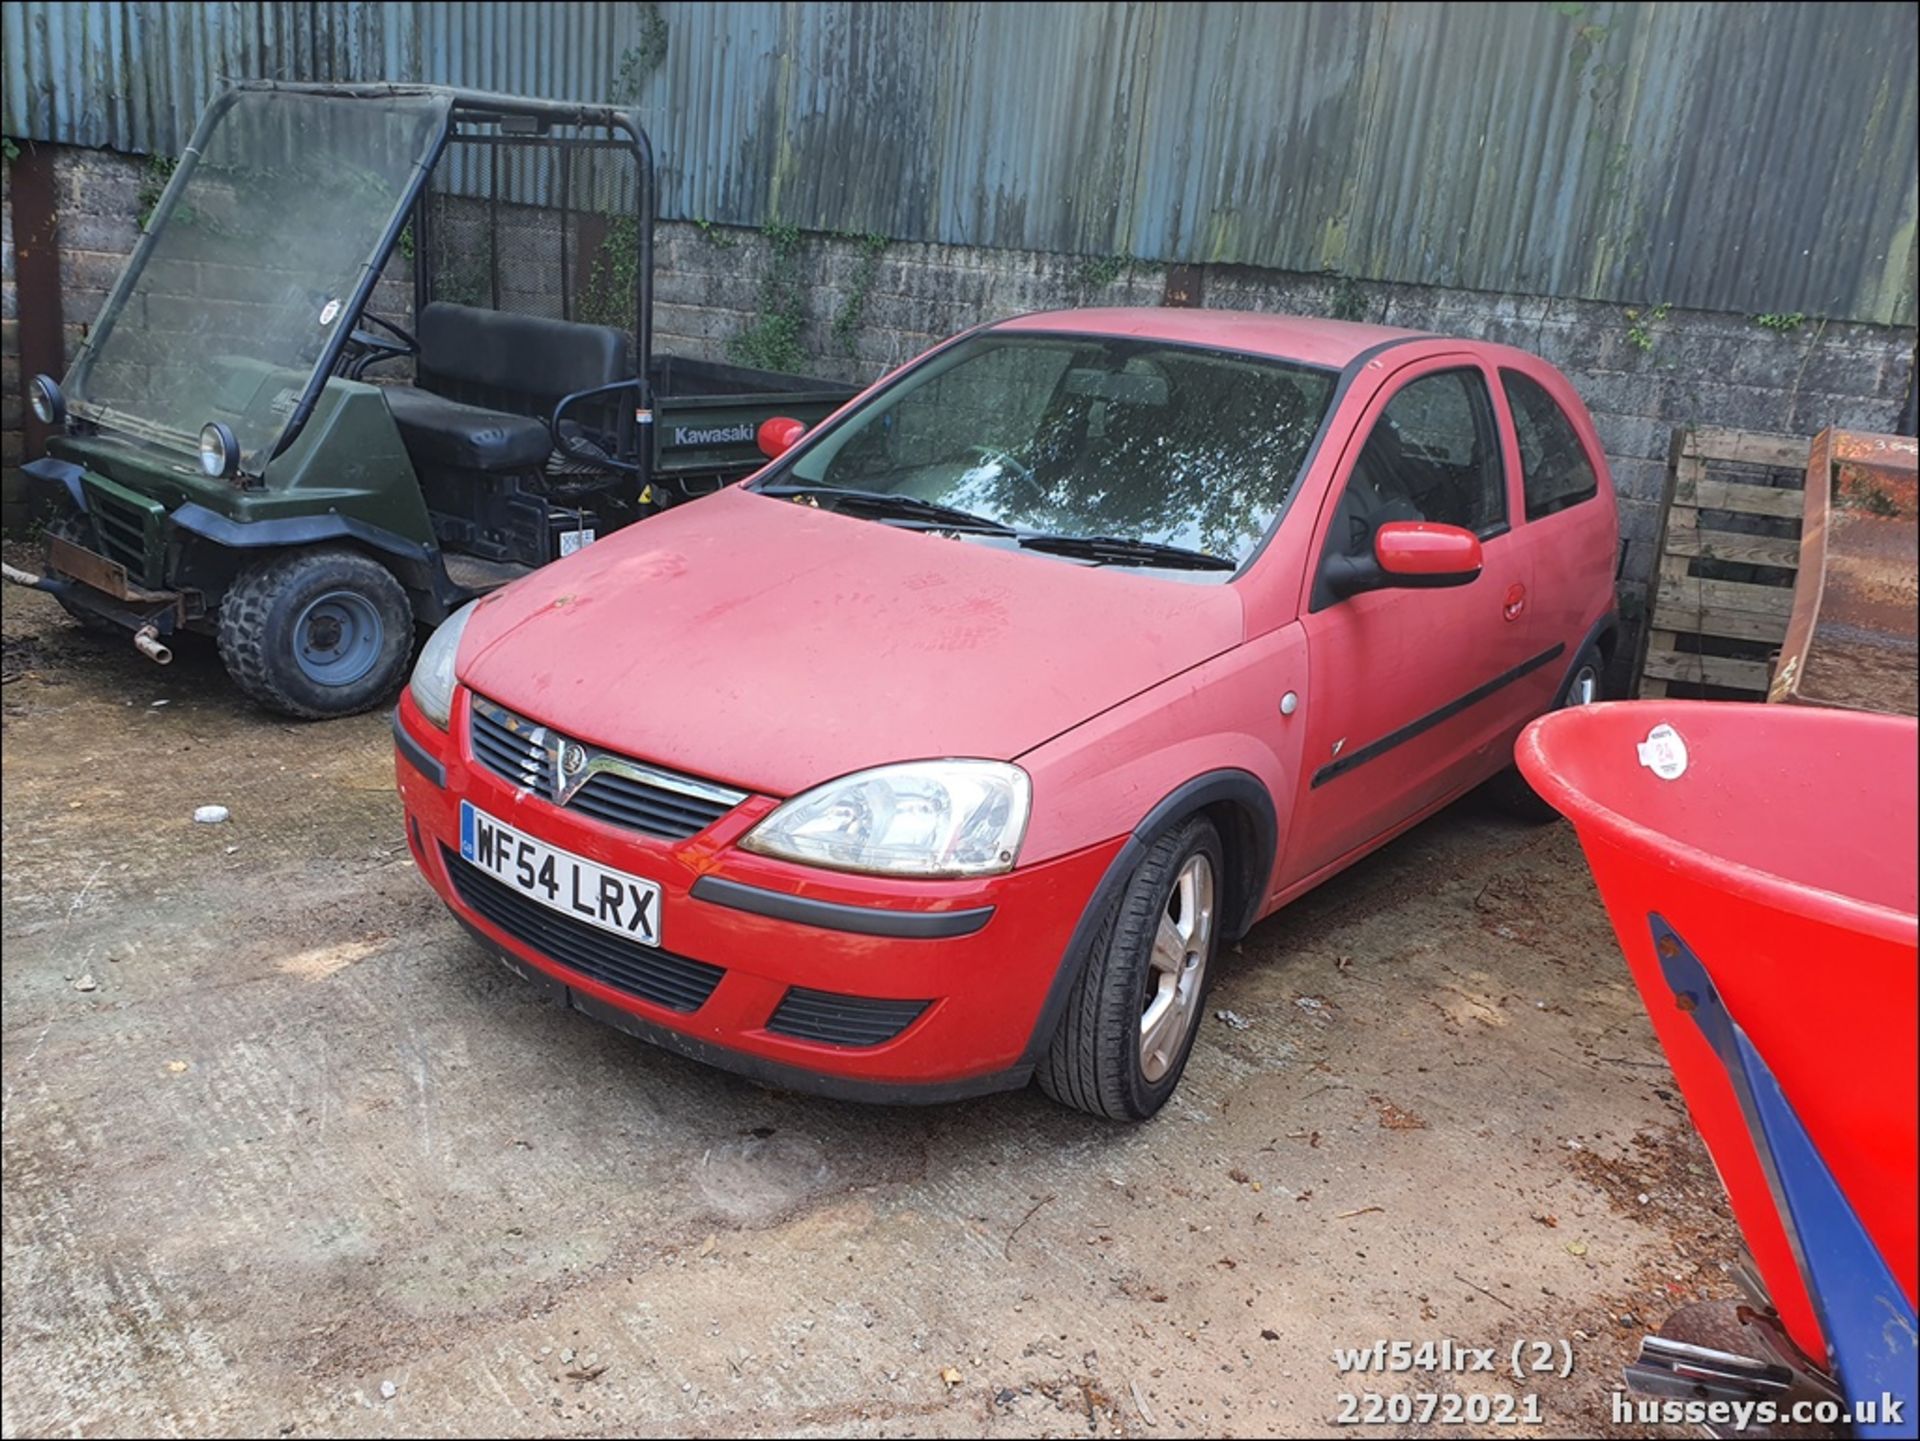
top-left (339, 311), bottom-right (419, 378)
top-left (352, 311), bottom-right (419, 360)
top-left (962, 445), bottom-right (1049, 506)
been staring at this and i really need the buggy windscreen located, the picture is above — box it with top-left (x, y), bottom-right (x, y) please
top-left (65, 88), bottom-right (450, 468)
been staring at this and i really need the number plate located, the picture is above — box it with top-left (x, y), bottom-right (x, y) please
top-left (460, 802), bottom-right (662, 946)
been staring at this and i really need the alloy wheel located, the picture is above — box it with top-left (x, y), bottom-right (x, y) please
top-left (1567, 663), bottom-right (1600, 707)
top-left (1140, 852), bottom-right (1216, 1082)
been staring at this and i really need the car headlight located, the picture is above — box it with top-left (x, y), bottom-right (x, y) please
top-left (408, 600), bottom-right (478, 730)
top-left (29, 374), bottom-right (65, 425)
top-left (198, 421), bottom-right (239, 478)
top-left (740, 760), bottom-right (1031, 877)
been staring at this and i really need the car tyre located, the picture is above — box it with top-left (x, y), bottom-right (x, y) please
top-left (1491, 641), bottom-right (1606, 821)
top-left (218, 546), bottom-right (414, 719)
top-left (1037, 815), bottom-right (1225, 1120)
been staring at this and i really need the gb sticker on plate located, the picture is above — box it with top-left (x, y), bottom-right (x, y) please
top-left (1637, 722), bottom-right (1689, 781)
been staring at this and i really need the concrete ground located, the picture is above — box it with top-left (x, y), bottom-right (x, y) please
top-left (1, 577), bottom-right (1739, 1438)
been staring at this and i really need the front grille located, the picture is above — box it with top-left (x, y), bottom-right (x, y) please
top-left (444, 846), bottom-right (723, 1013)
top-left (467, 695), bottom-right (745, 840)
top-left (766, 988), bottom-right (929, 1048)
top-left (469, 696), bottom-right (556, 799)
top-left (567, 769), bottom-right (737, 837)
top-left (86, 488), bottom-right (156, 581)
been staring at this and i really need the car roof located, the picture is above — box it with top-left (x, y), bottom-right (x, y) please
top-left (991, 307), bottom-right (1431, 371)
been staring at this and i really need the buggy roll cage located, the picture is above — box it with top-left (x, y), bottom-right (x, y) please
top-left (186, 81), bottom-right (655, 464)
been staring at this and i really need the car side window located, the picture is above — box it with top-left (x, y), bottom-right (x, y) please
top-left (1326, 368), bottom-right (1506, 564)
top-left (1502, 369), bottom-right (1600, 520)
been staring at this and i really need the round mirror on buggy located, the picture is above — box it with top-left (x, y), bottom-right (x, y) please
top-left (198, 422), bottom-right (240, 479)
top-left (29, 374), bottom-right (64, 425)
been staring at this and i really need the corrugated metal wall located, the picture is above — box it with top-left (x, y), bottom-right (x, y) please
top-left (5, 1), bottom-right (1915, 324)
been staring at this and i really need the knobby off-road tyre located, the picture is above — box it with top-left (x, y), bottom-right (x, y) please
top-left (1038, 815), bottom-right (1225, 1120)
top-left (217, 547), bottom-right (414, 720)
top-left (1489, 641), bottom-right (1606, 822)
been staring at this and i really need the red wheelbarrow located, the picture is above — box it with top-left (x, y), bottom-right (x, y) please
top-left (1519, 701), bottom-right (1917, 1435)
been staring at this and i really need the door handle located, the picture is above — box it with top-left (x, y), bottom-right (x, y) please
top-left (1503, 583), bottom-right (1527, 622)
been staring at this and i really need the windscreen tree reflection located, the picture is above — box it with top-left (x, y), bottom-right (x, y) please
top-left (789, 336), bottom-right (1337, 566)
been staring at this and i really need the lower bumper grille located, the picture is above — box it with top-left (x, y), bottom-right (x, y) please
top-left (443, 846), bottom-right (723, 1013)
top-left (766, 988), bottom-right (929, 1048)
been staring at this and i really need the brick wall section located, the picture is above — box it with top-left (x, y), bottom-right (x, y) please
top-left (52, 148), bottom-right (145, 372)
top-left (5, 143), bottom-right (1915, 607)
top-left (2, 147), bottom-right (144, 529)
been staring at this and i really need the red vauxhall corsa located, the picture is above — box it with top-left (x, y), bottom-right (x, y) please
top-left (392, 309), bottom-right (1619, 1119)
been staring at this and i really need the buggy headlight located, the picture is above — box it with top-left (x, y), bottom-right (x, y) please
top-left (198, 421), bottom-right (239, 478)
top-left (740, 760), bottom-right (1031, 877)
top-left (408, 601), bottom-right (477, 730)
top-left (30, 374), bottom-right (65, 425)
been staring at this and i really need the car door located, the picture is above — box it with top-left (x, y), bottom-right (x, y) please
top-left (1495, 362), bottom-right (1617, 696)
top-left (1279, 356), bottom-right (1539, 888)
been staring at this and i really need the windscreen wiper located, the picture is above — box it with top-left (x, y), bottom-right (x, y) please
top-left (757, 484), bottom-right (1016, 535)
top-left (1017, 533), bottom-right (1237, 571)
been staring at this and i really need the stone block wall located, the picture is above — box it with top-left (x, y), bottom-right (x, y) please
top-left (651, 224), bottom-right (1914, 610)
top-left (6, 143), bottom-right (1914, 623)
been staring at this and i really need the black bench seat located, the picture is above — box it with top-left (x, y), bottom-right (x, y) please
top-left (383, 387), bottom-right (553, 472)
top-left (382, 303), bottom-right (633, 475)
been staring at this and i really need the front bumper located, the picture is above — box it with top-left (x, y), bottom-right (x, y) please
top-left (17, 459), bottom-right (194, 636)
top-left (393, 690), bottom-right (1123, 1101)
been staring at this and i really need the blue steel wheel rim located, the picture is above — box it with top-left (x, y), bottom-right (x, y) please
top-left (293, 589), bottom-right (384, 686)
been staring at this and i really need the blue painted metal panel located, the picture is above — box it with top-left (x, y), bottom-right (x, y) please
top-left (1653, 916), bottom-right (1918, 1433)
top-left (3, 1), bottom-right (1915, 323)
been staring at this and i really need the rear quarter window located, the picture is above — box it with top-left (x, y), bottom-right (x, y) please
top-left (1502, 369), bottom-right (1600, 521)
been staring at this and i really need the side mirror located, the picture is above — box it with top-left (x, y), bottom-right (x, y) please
top-left (1374, 521), bottom-right (1483, 587)
top-left (1325, 520), bottom-right (1483, 598)
top-left (757, 416), bottom-right (807, 459)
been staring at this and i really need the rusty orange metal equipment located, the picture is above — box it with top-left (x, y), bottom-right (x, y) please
top-left (1770, 428), bottom-right (1919, 714)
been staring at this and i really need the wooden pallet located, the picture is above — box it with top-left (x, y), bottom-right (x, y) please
top-left (1637, 426), bottom-right (1809, 700)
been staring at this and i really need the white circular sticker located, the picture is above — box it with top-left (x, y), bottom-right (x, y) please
top-left (1636, 722), bottom-right (1689, 781)
top-left (318, 298), bottom-right (341, 326)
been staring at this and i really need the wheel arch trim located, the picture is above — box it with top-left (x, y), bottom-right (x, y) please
top-left (169, 502), bottom-right (433, 563)
top-left (1017, 768), bottom-right (1279, 1069)
top-left (1552, 609), bottom-right (1618, 707)
top-left (22, 457), bottom-right (88, 515)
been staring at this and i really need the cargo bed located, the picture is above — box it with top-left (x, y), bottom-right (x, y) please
top-left (650, 356), bottom-right (856, 495)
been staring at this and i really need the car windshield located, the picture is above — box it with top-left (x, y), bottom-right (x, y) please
top-left (768, 332), bottom-right (1337, 570)
top-left (65, 88), bottom-right (450, 468)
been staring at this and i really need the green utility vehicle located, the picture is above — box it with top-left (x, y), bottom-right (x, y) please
top-left (13, 82), bottom-right (853, 717)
